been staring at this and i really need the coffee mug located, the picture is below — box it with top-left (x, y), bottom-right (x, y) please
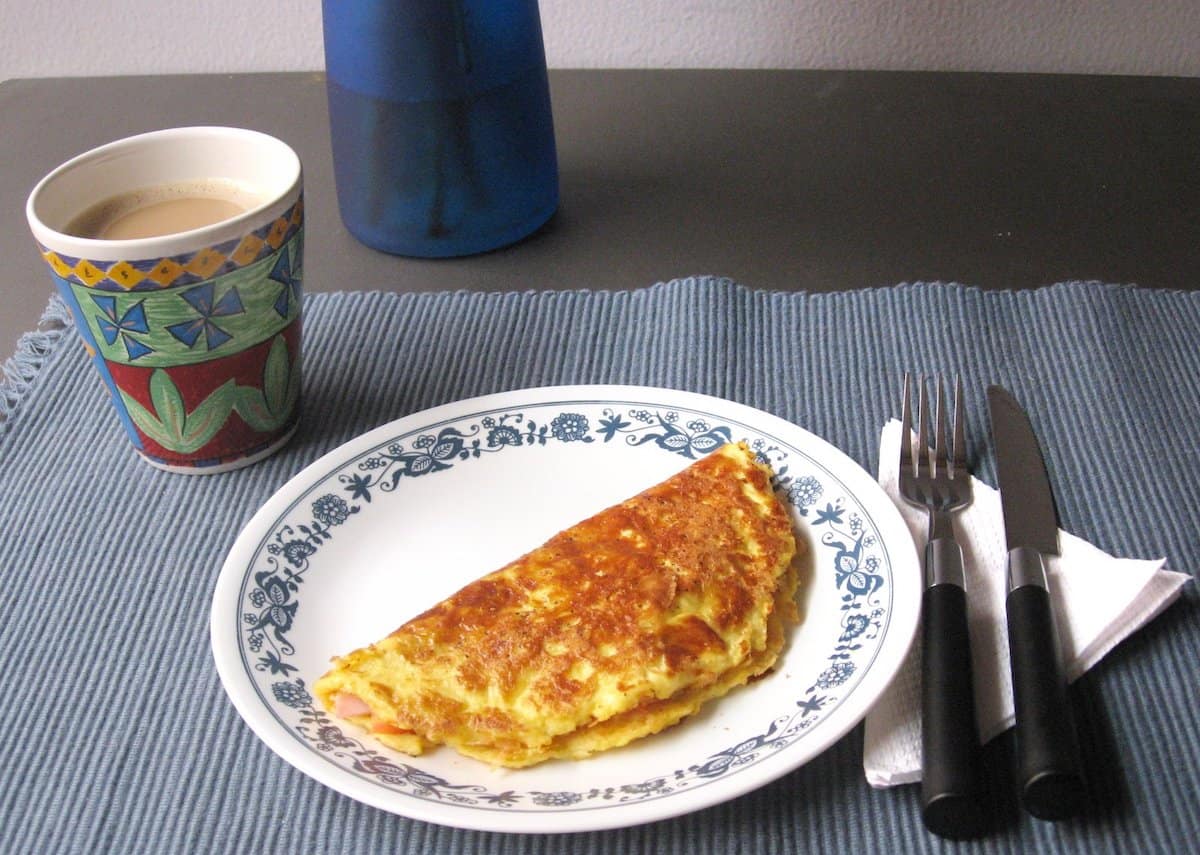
top-left (26, 127), bottom-right (304, 474)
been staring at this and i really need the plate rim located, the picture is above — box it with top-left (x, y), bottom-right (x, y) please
top-left (210, 383), bottom-right (919, 833)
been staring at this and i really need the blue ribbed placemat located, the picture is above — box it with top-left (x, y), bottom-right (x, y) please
top-left (1, 278), bottom-right (1196, 854)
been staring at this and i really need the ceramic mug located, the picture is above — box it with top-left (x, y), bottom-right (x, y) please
top-left (26, 127), bottom-right (304, 474)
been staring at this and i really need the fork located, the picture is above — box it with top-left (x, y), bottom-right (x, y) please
top-left (899, 373), bottom-right (986, 839)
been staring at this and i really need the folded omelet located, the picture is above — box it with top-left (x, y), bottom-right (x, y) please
top-left (314, 441), bottom-right (800, 768)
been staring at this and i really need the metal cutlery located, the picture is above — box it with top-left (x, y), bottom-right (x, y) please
top-left (987, 384), bottom-right (1087, 821)
top-left (899, 373), bottom-right (986, 839)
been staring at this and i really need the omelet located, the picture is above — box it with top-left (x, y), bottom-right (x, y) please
top-left (313, 441), bottom-right (801, 768)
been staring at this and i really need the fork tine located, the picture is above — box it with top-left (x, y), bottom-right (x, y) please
top-left (901, 372), bottom-right (914, 472)
top-left (933, 375), bottom-right (949, 479)
top-left (897, 373), bottom-right (972, 515)
top-left (952, 375), bottom-right (966, 478)
top-left (917, 374), bottom-right (932, 470)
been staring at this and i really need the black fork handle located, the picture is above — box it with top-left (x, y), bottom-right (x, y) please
top-left (921, 537), bottom-right (987, 839)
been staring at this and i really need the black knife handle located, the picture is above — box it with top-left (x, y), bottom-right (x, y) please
top-left (920, 540), bottom-right (986, 839)
top-left (1006, 581), bottom-right (1087, 820)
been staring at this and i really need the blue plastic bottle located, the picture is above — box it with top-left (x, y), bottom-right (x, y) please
top-left (322, 0), bottom-right (559, 257)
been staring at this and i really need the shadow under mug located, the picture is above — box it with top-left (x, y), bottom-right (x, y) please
top-left (25, 126), bottom-right (304, 474)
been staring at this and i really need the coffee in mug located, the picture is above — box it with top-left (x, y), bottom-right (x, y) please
top-left (64, 178), bottom-right (264, 240)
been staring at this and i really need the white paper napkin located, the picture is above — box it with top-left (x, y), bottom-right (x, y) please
top-left (862, 419), bottom-right (1190, 787)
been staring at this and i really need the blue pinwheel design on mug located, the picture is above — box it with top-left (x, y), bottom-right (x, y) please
top-left (91, 294), bottom-right (153, 360)
top-left (166, 282), bottom-right (245, 351)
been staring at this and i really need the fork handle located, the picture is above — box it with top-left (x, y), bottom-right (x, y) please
top-left (920, 539), bottom-right (987, 839)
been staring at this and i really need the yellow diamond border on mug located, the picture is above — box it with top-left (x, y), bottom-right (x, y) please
top-left (145, 258), bottom-right (187, 286)
top-left (105, 261), bottom-right (147, 290)
top-left (184, 247), bottom-right (229, 278)
top-left (232, 234), bottom-right (266, 266)
top-left (72, 259), bottom-right (107, 287)
top-left (36, 195), bottom-right (303, 290)
top-left (42, 250), bottom-right (73, 279)
top-left (265, 218), bottom-right (289, 250)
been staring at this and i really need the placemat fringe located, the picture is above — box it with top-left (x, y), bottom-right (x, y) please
top-left (0, 291), bottom-right (70, 434)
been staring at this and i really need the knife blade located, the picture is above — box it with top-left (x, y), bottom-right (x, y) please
top-left (986, 384), bottom-right (1087, 821)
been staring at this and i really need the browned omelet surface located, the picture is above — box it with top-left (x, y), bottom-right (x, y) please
top-left (314, 441), bottom-right (801, 767)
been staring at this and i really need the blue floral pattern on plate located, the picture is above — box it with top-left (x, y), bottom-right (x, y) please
top-left (221, 390), bottom-right (916, 827)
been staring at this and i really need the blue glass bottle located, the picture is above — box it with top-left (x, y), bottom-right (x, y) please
top-left (322, 0), bottom-right (559, 257)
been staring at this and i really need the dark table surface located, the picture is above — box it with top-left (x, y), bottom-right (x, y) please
top-left (4, 69), bottom-right (1200, 357)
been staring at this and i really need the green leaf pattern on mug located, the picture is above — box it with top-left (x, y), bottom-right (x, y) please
top-left (122, 377), bottom-right (237, 453)
top-left (119, 333), bottom-right (297, 453)
top-left (236, 335), bottom-right (301, 434)
top-left (148, 370), bottom-right (186, 438)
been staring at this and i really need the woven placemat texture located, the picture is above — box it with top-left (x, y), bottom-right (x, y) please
top-left (1, 278), bottom-right (1196, 853)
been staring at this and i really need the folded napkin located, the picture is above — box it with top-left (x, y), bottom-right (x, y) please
top-left (862, 419), bottom-right (1190, 787)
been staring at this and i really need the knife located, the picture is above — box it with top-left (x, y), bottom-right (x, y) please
top-left (986, 384), bottom-right (1087, 821)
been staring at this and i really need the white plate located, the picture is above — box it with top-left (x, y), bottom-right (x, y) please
top-left (211, 385), bottom-right (919, 833)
